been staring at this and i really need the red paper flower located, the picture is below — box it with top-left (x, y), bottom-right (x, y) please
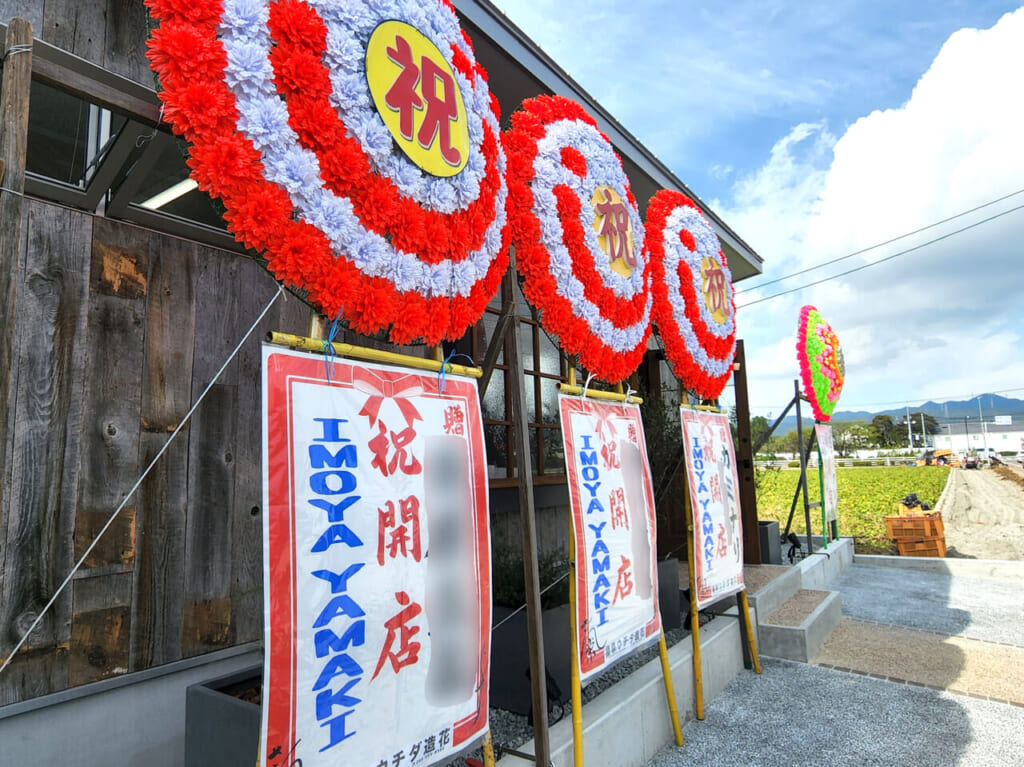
top-left (504, 95), bottom-right (651, 383)
top-left (146, 0), bottom-right (508, 345)
top-left (646, 190), bottom-right (737, 400)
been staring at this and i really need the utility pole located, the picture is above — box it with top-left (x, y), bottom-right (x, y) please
top-left (963, 416), bottom-right (970, 454)
top-left (978, 396), bottom-right (990, 462)
top-left (905, 405), bottom-right (913, 448)
top-left (920, 412), bottom-right (927, 448)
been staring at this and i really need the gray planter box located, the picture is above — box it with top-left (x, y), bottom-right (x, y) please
top-left (184, 665), bottom-right (262, 767)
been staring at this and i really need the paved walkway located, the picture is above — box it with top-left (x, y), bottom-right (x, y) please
top-left (650, 560), bottom-right (1024, 766)
top-left (649, 658), bottom-right (1024, 767)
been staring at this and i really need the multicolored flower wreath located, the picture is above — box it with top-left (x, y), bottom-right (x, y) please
top-left (146, 0), bottom-right (508, 344)
top-left (504, 95), bottom-right (651, 383)
top-left (797, 305), bottom-right (845, 422)
top-left (645, 190), bottom-right (736, 400)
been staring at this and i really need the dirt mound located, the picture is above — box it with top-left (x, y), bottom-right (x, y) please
top-left (936, 468), bottom-right (1024, 560)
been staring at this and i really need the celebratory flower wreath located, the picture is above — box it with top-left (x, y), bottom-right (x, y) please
top-left (797, 305), bottom-right (845, 422)
top-left (146, 0), bottom-right (508, 344)
top-left (646, 190), bottom-right (736, 400)
top-left (504, 95), bottom-right (651, 383)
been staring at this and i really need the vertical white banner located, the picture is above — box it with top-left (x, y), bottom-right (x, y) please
top-left (680, 408), bottom-right (744, 609)
top-left (262, 347), bottom-right (491, 767)
top-left (560, 394), bottom-right (661, 682)
top-left (815, 423), bottom-right (839, 523)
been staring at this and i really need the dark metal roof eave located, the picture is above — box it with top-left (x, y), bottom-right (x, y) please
top-left (453, 0), bottom-right (764, 276)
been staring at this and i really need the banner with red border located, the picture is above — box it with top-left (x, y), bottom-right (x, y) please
top-left (679, 408), bottom-right (744, 609)
top-left (559, 394), bottom-right (660, 683)
top-left (261, 346), bottom-right (490, 767)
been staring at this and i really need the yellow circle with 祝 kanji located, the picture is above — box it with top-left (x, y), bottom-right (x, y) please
top-left (590, 185), bottom-right (636, 277)
top-left (366, 20), bottom-right (470, 177)
top-left (700, 254), bottom-right (731, 324)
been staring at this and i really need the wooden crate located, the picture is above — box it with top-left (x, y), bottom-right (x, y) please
top-left (885, 513), bottom-right (944, 540)
top-left (896, 537), bottom-right (947, 558)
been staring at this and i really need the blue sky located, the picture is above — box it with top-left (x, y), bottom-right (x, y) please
top-left (491, 0), bottom-right (1024, 419)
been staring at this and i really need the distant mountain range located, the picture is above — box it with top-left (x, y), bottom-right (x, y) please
top-left (770, 394), bottom-right (1024, 434)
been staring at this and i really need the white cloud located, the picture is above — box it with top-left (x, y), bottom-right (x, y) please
top-left (728, 8), bottom-right (1024, 415)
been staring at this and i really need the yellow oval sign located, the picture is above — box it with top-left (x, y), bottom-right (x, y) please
top-left (591, 185), bottom-right (637, 277)
top-left (700, 255), bottom-right (731, 324)
top-left (366, 20), bottom-right (470, 177)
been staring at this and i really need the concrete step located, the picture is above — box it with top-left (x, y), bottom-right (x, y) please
top-left (758, 589), bottom-right (843, 663)
top-left (745, 565), bottom-right (802, 620)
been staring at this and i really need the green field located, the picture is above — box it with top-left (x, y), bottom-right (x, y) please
top-left (755, 465), bottom-right (951, 554)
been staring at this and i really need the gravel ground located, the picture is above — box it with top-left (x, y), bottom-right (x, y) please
top-left (442, 622), bottom-right (702, 766)
top-left (938, 467), bottom-right (1024, 560)
top-left (833, 563), bottom-right (1024, 646)
top-left (648, 657), bottom-right (1024, 767)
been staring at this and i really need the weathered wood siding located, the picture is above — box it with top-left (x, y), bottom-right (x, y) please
top-left (0, 0), bottom-right (153, 87)
top-left (0, 199), bottom-right (310, 704)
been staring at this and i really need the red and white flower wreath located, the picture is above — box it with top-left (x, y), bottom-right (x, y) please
top-left (146, 0), bottom-right (508, 344)
top-left (504, 95), bottom-right (651, 383)
top-left (646, 190), bottom-right (736, 400)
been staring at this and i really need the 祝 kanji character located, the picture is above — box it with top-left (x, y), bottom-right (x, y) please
top-left (627, 423), bottom-right (638, 444)
top-left (384, 35), bottom-right (422, 141)
top-left (594, 187), bottom-right (635, 266)
top-left (701, 256), bottom-right (730, 318)
top-left (609, 488), bottom-right (629, 531)
top-left (443, 405), bottom-right (465, 436)
top-left (372, 591), bottom-right (423, 680)
top-left (417, 55), bottom-right (462, 167)
top-left (709, 474), bottom-right (722, 504)
top-left (612, 555), bottom-right (633, 604)
top-left (377, 496), bottom-right (422, 566)
top-left (369, 421), bottom-right (422, 477)
top-left (384, 33), bottom-right (462, 167)
top-left (600, 439), bottom-right (620, 471)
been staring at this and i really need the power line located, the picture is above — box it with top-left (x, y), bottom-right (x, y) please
top-left (750, 386), bottom-right (1024, 411)
top-left (736, 203), bottom-right (1024, 309)
top-left (737, 186), bottom-right (1024, 294)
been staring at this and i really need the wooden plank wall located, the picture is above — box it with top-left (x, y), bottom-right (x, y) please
top-left (0, 0), bottom-right (153, 87)
top-left (0, 200), bottom-right (309, 704)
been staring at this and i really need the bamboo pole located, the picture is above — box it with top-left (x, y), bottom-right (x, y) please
top-left (568, 513), bottom-right (584, 767)
top-left (557, 383), bottom-right (642, 404)
top-left (685, 514), bottom-right (705, 720)
top-left (266, 332), bottom-right (482, 378)
top-left (738, 590), bottom-right (761, 674)
top-left (657, 631), bottom-right (684, 745)
top-left (481, 730), bottom-right (496, 767)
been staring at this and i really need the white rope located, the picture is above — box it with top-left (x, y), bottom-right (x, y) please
top-left (1, 42), bottom-right (32, 62)
top-left (0, 282), bottom-right (287, 676)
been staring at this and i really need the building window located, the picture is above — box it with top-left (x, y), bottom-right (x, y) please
top-left (450, 282), bottom-right (568, 484)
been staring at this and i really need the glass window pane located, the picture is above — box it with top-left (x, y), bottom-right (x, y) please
top-left (540, 378), bottom-right (559, 425)
top-left (26, 81), bottom-right (126, 188)
top-left (530, 429), bottom-right (540, 475)
top-left (480, 312), bottom-right (504, 365)
top-left (524, 375), bottom-right (536, 424)
top-left (543, 428), bottom-right (565, 475)
top-left (482, 370), bottom-right (506, 422)
top-left (132, 134), bottom-right (228, 229)
top-left (519, 322), bottom-right (535, 371)
top-left (485, 424), bottom-right (509, 479)
top-left (538, 329), bottom-right (561, 376)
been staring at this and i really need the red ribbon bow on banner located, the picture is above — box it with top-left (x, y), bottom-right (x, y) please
top-left (586, 402), bottom-right (618, 444)
top-left (352, 368), bottom-right (423, 428)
